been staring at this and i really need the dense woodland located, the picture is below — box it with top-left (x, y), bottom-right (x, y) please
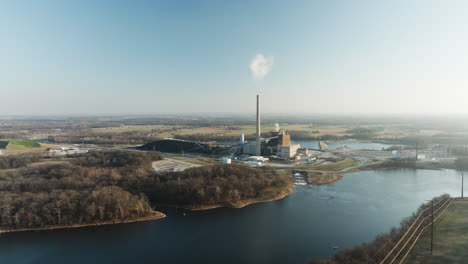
top-left (73, 150), bottom-right (161, 168)
top-left (0, 151), bottom-right (159, 230)
top-left (141, 165), bottom-right (288, 206)
top-left (0, 150), bottom-right (288, 230)
top-left (0, 154), bottom-right (41, 169)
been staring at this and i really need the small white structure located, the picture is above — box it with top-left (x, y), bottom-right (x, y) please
top-left (47, 147), bottom-right (88, 157)
top-left (417, 154), bottom-right (426, 160)
top-left (221, 157), bottom-right (232, 164)
top-left (248, 156), bottom-right (269, 162)
top-left (248, 161), bottom-right (262, 166)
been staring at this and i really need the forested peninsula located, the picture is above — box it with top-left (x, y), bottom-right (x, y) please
top-left (0, 151), bottom-right (292, 232)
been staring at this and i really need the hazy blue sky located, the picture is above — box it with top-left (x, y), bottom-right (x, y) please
top-left (2, 0), bottom-right (468, 115)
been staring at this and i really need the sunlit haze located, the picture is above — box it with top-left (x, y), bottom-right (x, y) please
top-left (2, 0), bottom-right (468, 115)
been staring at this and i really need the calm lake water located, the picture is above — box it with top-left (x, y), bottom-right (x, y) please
top-left (0, 169), bottom-right (465, 264)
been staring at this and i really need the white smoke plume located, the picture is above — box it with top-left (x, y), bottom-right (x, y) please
top-left (249, 53), bottom-right (274, 80)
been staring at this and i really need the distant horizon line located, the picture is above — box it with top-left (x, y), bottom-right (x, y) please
top-left (2, 112), bottom-right (468, 118)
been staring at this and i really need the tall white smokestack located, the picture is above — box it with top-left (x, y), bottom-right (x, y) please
top-left (256, 94), bottom-right (261, 156)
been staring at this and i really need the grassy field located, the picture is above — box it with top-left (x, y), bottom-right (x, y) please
top-left (0, 141), bottom-right (59, 155)
top-left (307, 171), bottom-right (342, 185)
top-left (406, 199), bottom-right (468, 264)
top-left (1, 139), bottom-right (41, 150)
top-left (293, 158), bottom-right (358, 185)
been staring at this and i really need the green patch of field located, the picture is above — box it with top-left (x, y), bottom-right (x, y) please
top-left (1, 139), bottom-right (41, 150)
top-left (406, 199), bottom-right (468, 264)
top-left (311, 158), bottom-right (358, 171)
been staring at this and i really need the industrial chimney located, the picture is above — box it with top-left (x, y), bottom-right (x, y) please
top-left (256, 94), bottom-right (261, 156)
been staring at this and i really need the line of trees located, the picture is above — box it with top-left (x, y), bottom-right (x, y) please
top-left (0, 187), bottom-right (151, 229)
top-left (0, 154), bottom-right (41, 169)
top-left (72, 150), bottom-right (161, 167)
top-left (140, 165), bottom-right (288, 206)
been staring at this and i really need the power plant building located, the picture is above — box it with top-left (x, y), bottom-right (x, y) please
top-left (242, 141), bottom-right (258, 155)
top-left (242, 129), bottom-right (300, 158)
top-left (241, 94), bottom-right (301, 159)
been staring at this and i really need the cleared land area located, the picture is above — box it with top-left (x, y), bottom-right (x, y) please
top-left (295, 158), bottom-right (360, 185)
top-left (152, 158), bottom-right (201, 172)
top-left (406, 199), bottom-right (468, 264)
top-left (311, 157), bottom-right (358, 171)
top-left (168, 156), bottom-right (218, 166)
top-left (306, 171), bottom-right (342, 185)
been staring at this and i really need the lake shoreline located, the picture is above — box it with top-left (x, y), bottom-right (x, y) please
top-left (172, 182), bottom-right (295, 211)
top-left (308, 161), bottom-right (454, 186)
top-left (0, 210), bottom-right (166, 234)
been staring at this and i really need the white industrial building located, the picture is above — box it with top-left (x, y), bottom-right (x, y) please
top-left (221, 157), bottom-right (232, 164)
top-left (278, 144), bottom-right (301, 158)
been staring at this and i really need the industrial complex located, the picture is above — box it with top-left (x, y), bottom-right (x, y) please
top-left (140, 94), bottom-right (313, 166)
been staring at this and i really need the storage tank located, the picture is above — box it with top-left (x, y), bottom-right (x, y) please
top-left (222, 157), bottom-right (232, 164)
top-left (239, 133), bottom-right (245, 145)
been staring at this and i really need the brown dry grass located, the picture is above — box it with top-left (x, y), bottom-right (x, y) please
top-left (406, 199), bottom-right (468, 264)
